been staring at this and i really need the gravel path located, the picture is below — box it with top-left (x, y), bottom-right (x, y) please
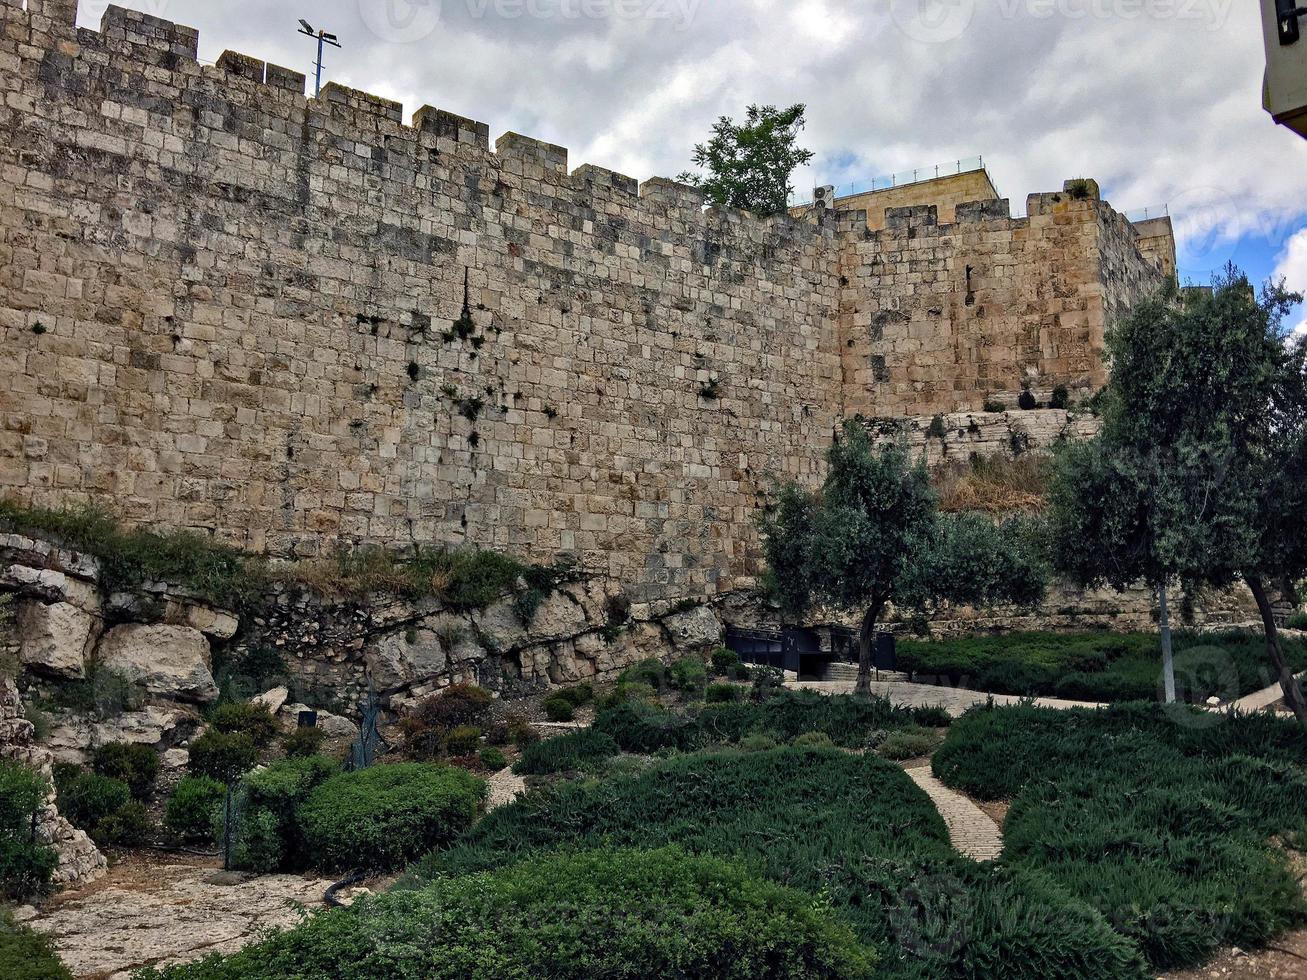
top-left (485, 767), bottom-right (526, 811)
top-left (788, 678), bottom-right (1103, 716)
top-left (905, 767), bottom-right (1004, 862)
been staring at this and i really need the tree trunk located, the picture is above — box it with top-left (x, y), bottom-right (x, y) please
top-left (855, 601), bottom-right (886, 698)
top-left (1245, 574), bottom-right (1307, 729)
top-left (1159, 583), bottom-right (1176, 704)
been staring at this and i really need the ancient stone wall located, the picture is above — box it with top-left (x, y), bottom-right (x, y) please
top-left (827, 168), bottom-right (1001, 232)
top-left (0, 2), bottom-right (1173, 601)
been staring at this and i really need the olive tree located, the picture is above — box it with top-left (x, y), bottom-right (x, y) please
top-left (1050, 269), bottom-right (1307, 726)
top-left (760, 421), bottom-right (1047, 695)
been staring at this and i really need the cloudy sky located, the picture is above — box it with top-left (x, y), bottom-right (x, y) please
top-left (81, 0), bottom-right (1307, 334)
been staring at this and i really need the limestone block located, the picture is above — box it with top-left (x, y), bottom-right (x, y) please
top-left (662, 606), bottom-right (724, 651)
top-left (366, 627), bottom-right (447, 689)
top-left (17, 599), bottom-right (97, 679)
top-left (47, 705), bottom-right (192, 763)
top-left (251, 686), bottom-right (288, 715)
top-left (280, 703), bottom-right (358, 741)
top-left (96, 624), bottom-right (218, 703)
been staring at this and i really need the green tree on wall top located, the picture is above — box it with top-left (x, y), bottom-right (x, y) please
top-left (678, 104), bottom-right (815, 217)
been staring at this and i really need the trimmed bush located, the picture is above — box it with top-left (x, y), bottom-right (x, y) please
top-left (669, 656), bottom-right (709, 692)
top-left (478, 747), bottom-right (507, 771)
top-left (877, 726), bottom-right (941, 761)
top-left (0, 910), bottom-right (72, 980)
top-left (617, 658), bottom-right (667, 689)
top-left (165, 776), bottom-right (226, 843)
top-left (710, 646), bottom-right (741, 673)
top-left (542, 696), bottom-right (574, 722)
top-left (1288, 611), bottom-right (1307, 631)
top-left (551, 684), bottom-right (593, 707)
top-left (0, 760), bottom-right (56, 901)
top-left (55, 766), bottom-right (151, 847)
top-left (513, 729), bottom-right (620, 776)
top-left (133, 848), bottom-right (877, 980)
top-left (229, 756), bottom-right (339, 872)
top-left (705, 682), bottom-right (742, 703)
top-left (739, 734), bottom-right (779, 752)
top-left (282, 726), bottom-right (325, 758)
top-left (791, 731), bottom-right (835, 750)
top-left (298, 763), bottom-right (485, 872)
top-left (207, 702), bottom-right (279, 742)
top-left (444, 725), bottom-right (481, 756)
top-left (188, 730), bottom-right (258, 784)
top-left (91, 742), bottom-right (160, 800)
top-left (409, 685), bottom-right (492, 731)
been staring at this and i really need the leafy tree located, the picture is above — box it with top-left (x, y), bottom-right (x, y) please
top-left (677, 104), bottom-right (814, 216)
top-left (760, 421), bottom-right (1047, 695)
top-left (1051, 269), bottom-right (1307, 726)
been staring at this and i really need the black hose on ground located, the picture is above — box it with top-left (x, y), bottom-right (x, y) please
top-left (324, 869), bottom-right (368, 908)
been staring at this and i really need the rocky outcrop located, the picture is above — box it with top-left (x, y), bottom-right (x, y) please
top-left (45, 704), bottom-right (198, 765)
top-left (97, 624), bottom-right (219, 704)
top-left (0, 677), bottom-right (106, 890)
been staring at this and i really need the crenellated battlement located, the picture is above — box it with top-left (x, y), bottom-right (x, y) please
top-left (0, 0), bottom-right (1174, 597)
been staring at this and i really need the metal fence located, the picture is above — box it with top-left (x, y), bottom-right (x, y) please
top-left (790, 156), bottom-right (985, 207)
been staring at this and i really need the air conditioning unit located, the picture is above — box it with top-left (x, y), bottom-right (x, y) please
top-left (1264, 0), bottom-right (1307, 138)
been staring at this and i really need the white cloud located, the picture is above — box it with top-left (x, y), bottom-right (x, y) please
top-left (1273, 230), bottom-right (1307, 338)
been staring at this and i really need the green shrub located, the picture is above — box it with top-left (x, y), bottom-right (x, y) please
top-left (669, 656), bottom-right (709, 692)
top-left (0, 909), bottom-right (72, 980)
top-left (412, 748), bottom-right (1142, 980)
top-left (165, 776), bottom-right (227, 843)
top-left (478, 747), bottom-right (507, 771)
top-left (618, 658), bottom-right (667, 689)
top-left (542, 696), bottom-right (574, 722)
top-left (298, 763), bottom-right (485, 872)
top-left (207, 702), bottom-right (279, 742)
top-left (93, 800), bottom-right (151, 847)
top-left (705, 682), bottom-right (741, 703)
top-left (54, 766), bottom-right (130, 837)
top-left (504, 713), bottom-right (537, 749)
top-left (91, 742), bottom-right (160, 800)
top-left (710, 646), bottom-right (741, 673)
top-left (933, 703), bottom-right (1307, 970)
top-left (282, 726), bottom-right (325, 758)
top-left (134, 848), bottom-right (876, 980)
top-left (1288, 611), bottom-right (1307, 630)
top-left (1050, 385), bottom-right (1070, 410)
top-left (409, 685), bottom-right (492, 731)
top-left (188, 730), bottom-right (258, 784)
top-left (750, 666), bottom-right (785, 700)
top-left (444, 725), bottom-right (481, 756)
top-left (877, 726), bottom-right (941, 761)
top-left (739, 734), bottom-right (778, 752)
top-left (228, 756), bottom-right (340, 872)
top-left (0, 759), bottom-right (57, 901)
top-left (48, 663), bottom-right (145, 721)
top-left (513, 729), bottom-right (620, 776)
top-left (791, 731), bottom-right (835, 750)
top-left (983, 397), bottom-right (1007, 413)
top-left (551, 684), bottom-right (593, 707)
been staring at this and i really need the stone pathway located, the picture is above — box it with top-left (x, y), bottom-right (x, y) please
top-left (1229, 672), bottom-right (1307, 714)
top-left (26, 855), bottom-right (333, 979)
top-left (788, 678), bottom-right (1104, 716)
top-left (486, 767), bottom-right (527, 811)
top-left (905, 767), bottom-right (1004, 862)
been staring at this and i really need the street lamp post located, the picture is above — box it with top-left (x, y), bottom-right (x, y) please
top-left (298, 19), bottom-right (341, 98)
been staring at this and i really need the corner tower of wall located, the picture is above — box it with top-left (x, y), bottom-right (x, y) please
top-left (836, 180), bottom-right (1171, 416)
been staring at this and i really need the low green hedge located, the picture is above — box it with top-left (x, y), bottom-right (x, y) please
top-left (513, 728), bottom-right (620, 775)
top-left (133, 848), bottom-right (877, 980)
top-left (933, 702), bottom-right (1307, 970)
top-left (411, 747), bottom-right (1144, 980)
top-left (298, 763), bottom-right (485, 872)
top-left (53, 765), bottom-right (150, 846)
top-left (594, 691), bottom-right (948, 755)
top-left (898, 631), bottom-right (1307, 704)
